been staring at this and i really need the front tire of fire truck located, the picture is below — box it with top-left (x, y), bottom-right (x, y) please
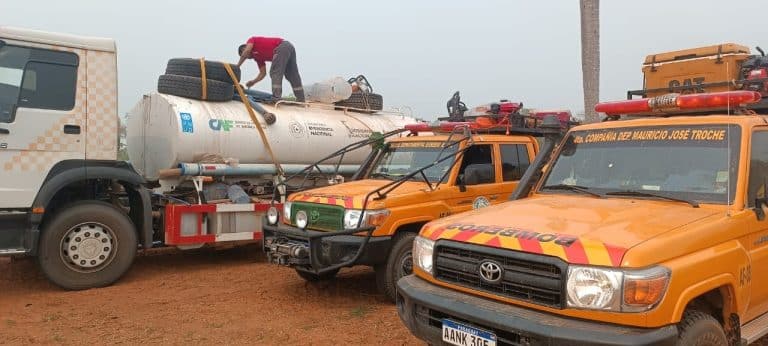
top-left (376, 232), bottom-right (416, 303)
top-left (676, 310), bottom-right (728, 346)
top-left (38, 202), bottom-right (138, 290)
top-left (295, 268), bottom-right (340, 282)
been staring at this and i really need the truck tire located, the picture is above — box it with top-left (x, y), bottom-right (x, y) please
top-left (38, 201), bottom-right (138, 290)
top-left (676, 310), bottom-right (727, 346)
top-left (165, 58), bottom-right (241, 84)
top-left (335, 92), bottom-right (383, 111)
top-left (295, 268), bottom-right (339, 282)
top-left (157, 74), bottom-right (234, 102)
top-left (376, 232), bottom-right (416, 303)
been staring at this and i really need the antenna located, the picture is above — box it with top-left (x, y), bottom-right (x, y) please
top-left (726, 61), bottom-right (732, 213)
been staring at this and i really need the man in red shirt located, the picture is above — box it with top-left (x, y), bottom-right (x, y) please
top-left (237, 36), bottom-right (305, 102)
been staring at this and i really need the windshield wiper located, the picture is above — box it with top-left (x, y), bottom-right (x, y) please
top-left (605, 190), bottom-right (699, 208)
top-left (541, 184), bottom-right (603, 198)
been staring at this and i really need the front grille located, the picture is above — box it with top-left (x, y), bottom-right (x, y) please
top-left (434, 241), bottom-right (565, 308)
top-left (415, 305), bottom-right (534, 346)
top-left (291, 202), bottom-right (344, 230)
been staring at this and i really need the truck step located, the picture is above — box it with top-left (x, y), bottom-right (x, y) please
top-left (742, 311), bottom-right (768, 344)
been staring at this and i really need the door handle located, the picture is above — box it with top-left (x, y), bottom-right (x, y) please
top-left (0, 128), bottom-right (8, 134)
top-left (63, 124), bottom-right (81, 135)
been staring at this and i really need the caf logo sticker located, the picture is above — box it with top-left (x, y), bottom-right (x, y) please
top-left (289, 121), bottom-right (305, 138)
top-left (473, 196), bottom-right (491, 209)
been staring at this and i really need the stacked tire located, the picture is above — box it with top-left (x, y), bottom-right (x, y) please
top-left (157, 58), bottom-right (241, 102)
top-left (335, 92), bottom-right (384, 112)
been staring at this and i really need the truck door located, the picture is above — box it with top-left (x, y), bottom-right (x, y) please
top-left (0, 41), bottom-right (85, 208)
top-left (746, 129), bottom-right (768, 318)
top-left (447, 144), bottom-right (500, 214)
top-left (498, 142), bottom-right (533, 199)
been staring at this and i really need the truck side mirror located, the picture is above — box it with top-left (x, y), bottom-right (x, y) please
top-left (0, 103), bottom-right (17, 123)
top-left (755, 197), bottom-right (768, 221)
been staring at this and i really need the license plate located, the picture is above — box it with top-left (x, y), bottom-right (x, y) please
top-left (442, 319), bottom-right (497, 346)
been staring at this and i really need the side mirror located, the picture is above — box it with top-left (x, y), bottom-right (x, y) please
top-left (0, 103), bottom-right (17, 123)
top-left (755, 197), bottom-right (768, 221)
top-left (464, 164), bottom-right (495, 186)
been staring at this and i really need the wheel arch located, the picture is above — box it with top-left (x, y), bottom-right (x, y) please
top-left (29, 160), bottom-right (152, 253)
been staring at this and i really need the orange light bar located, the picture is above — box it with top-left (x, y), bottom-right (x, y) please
top-left (595, 91), bottom-right (762, 115)
top-left (594, 99), bottom-right (652, 115)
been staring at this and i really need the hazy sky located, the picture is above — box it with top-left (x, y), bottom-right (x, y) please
top-left (2, 0), bottom-right (766, 120)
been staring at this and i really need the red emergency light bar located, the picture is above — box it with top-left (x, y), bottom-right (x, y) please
top-left (595, 91), bottom-right (762, 115)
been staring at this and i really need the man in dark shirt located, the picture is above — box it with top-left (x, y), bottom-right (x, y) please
top-left (237, 36), bottom-right (305, 102)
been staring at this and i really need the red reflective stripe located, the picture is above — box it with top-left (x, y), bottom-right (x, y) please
top-left (451, 230), bottom-right (480, 242)
top-left (563, 239), bottom-right (589, 265)
top-left (485, 236), bottom-right (501, 248)
top-left (327, 197), bottom-right (337, 206)
top-left (605, 245), bottom-right (625, 267)
top-left (344, 198), bottom-right (354, 209)
top-left (518, 237), bottom-right (543, 254)
top-left (429, 228), bottom-right (446, 240)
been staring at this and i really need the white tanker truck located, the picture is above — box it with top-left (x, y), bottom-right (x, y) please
top-left (0, 26), bottom-right (417, 290)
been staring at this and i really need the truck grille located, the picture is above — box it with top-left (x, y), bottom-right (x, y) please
top-left (291, 202), bottom-right (344, 231)
top-left (434, 241), bottom-right (566, 308)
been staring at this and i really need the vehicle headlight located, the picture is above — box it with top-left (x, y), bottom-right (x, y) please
top-left (296, 210), bottom-right (308, 229)
top-left (266, 206), bottom-right (279, 225)
top-left (344, 210), bottom-right (362, 229)
top-left (343, 209), bottom-right (390, 230)
top-left (567, 266), bottom-right (622, 310)
top-left (566, 265), bottom-right (670, 312)
top-left (412, 236), bottom-right (435, 275)
top-left (282, 202), bottom-right (292, 224)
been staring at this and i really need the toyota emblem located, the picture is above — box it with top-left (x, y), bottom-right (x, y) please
top-left (478, 260), bottom-right (504, 284)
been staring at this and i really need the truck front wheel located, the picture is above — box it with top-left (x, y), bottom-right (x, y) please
top-left (377, 232), bottom-right (416, 303)
top-left (38, 202), bottom-right (138, 290)
top-left (676, 310), bottom-right (727, 346)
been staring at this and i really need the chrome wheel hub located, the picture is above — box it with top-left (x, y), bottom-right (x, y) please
top-left (61, 223), bottom-right (116, 272)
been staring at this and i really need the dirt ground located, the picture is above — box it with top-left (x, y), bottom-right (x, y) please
top-left (0, 245), bottom-right (417, 345)
top-left (2, 246), bottom-right (767, 345)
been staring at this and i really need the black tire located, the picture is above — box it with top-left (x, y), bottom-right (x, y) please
top-left (335, 92), bottom-right (383, 111)
top-left (295, 268), bottom-right (339, 282)
top-left (676, 310), bottom-right (728, 346)
top-left (165, 58), bottom-right (241, 84)
top-left (376, 232), bottom-right (417, 303)
top-left (38, 201), bottom-right (137, 290)
top-left (157, 74), bottom-right (234, 102)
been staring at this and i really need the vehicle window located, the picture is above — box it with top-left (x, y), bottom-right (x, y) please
top-left (748, 131), bottom-right (768, 207)
top-left (0, 45), bottom-right (78, 122)
top-left (370, 142), bottom-right (457, 182)
top-left (500, 144), bottom-right (530, 181)
top-left (456, 144), bottom-right (494, 184)
top-left (541, 125), bottom-right (741, 204)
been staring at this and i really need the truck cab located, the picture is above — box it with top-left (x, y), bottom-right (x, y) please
top-left (262, 112), bottom-right (566, 302)
top-left (0, 27), bottom-right (152, 289)
top-left (396, 90), bottom-right (768, 346)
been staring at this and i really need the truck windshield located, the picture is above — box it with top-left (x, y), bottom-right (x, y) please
top-left (369, 142), bottom-right (457, 182)
top-left (541, 125), bottom-right (741, 204)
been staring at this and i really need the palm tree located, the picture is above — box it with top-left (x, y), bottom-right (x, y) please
top-left (580, 0), bottom-right (600, 123)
